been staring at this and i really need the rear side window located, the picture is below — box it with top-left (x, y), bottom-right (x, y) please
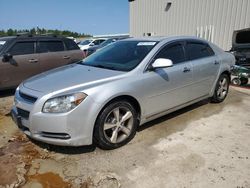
top-left (38, 41), bottom-right (64, 53)
top-left (155, 43), bottom-right (186, 64)
top-left (64, 39), bottom-right (79, 50)
top-left (187, 42), bottom-right (214, 60)
top-left (9, 42), bottom-right (35, 55)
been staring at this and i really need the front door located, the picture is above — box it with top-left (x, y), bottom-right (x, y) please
top-left (139, 42), bottom-right (193, 118)
top-left (0, 41), bottom-right (40, 89)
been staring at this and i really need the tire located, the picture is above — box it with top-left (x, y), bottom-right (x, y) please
top-left (240, 77), bottom-right (248, 85)
top-left (93, 101), bottom-right (138, 150)
top-left (211, 74), bottom-right (230, 103)
top-left (232, 78), bottom-right (241, 85)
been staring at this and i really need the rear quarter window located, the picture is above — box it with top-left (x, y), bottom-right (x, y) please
top-left (64, 39), bottom-right (79, 50)
top-left (187, 42), bottom-right (215, 60)
top-left (38, 41), bottom-right (64, 53)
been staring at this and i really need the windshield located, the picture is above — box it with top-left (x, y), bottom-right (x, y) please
top-left (0, 40), bottom-right (7, 51)
top-left (79, 39), bottom-right (92, 45)
top-left (80, 40), bottom-right (158, 72)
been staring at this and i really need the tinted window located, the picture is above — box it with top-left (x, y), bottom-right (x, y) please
top-left (187, 42), bottom-right (214, 60)
top-left (9, 42), bottom-right (35, 55)
top-left (38, 41), bottom-right (64, 53)
top-left (236, 31), bottom-right (250, 44)
top-left (155, 43), bottom-right (185, 64)
top-left (93, 39), bottom-right (105, 45)
top-left (64, 39), bottom-right (79, 50)
top-left (81, 41), bottom-right (157, 72)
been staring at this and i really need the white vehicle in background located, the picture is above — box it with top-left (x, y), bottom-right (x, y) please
top-left (78, 38), bottom-right (107, 51)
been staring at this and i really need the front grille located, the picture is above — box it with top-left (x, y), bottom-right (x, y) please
top-left (17, 108), bottom-right (30, 119)
top-left (19, 92), bottom-right (37, 103)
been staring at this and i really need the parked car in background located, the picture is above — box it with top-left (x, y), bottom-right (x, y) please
top-left (12, 36), bottom-right (234, 149)
top-left (0, 34), bottom-right (84, 90)
top-left (87, 37), bottom-right (128, 56)
top-left (78, 38), bottom-right (106, 51)
top-left (230, 28), bottom-right (250, 69)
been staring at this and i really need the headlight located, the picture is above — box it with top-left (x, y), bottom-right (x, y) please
top-left (42, 93), bottom-right (87, 113)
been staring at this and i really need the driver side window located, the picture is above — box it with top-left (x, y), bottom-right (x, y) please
top-left (155, 43), bottom-right (186, 64)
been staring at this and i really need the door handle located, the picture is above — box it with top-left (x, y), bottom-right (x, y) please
top-left (28, 59), bottom-right (38, 63)
top-left (214, 60), bottom-right (220, 65)
top-left (183, 67), bottom-right (191, 73)
top-left (63, 56), bottom-right (71, 59)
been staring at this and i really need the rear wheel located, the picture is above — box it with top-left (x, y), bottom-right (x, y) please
top-left (211, 74), bottom-right (230, 103)
top-left (240, 77), bottom-right (248, 85)
top-left (93, 101), bottom-right (138, 150)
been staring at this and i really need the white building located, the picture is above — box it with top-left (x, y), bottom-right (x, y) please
top-left (129, 0), bottom-right (250, 50)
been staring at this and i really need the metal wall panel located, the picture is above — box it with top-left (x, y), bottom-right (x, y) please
top-left (129, 0), bottom-right (250, 50)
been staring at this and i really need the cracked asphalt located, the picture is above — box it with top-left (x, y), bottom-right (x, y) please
top-left (0, 86), bottom-right (250, 188)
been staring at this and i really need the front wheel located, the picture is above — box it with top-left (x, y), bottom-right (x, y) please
top-left (93, 101), bottom-right (138, 150)
top-left (211, 74), bottom-right (230, 103)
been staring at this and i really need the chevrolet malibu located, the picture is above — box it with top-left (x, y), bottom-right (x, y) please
top-left (11, 36), bottom-right (235, 149)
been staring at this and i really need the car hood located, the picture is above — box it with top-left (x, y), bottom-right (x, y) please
top-left (23, 63), bottom-right (125, 93)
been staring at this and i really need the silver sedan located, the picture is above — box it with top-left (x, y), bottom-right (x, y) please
top-left (11, 36), bottom-right (235, 149)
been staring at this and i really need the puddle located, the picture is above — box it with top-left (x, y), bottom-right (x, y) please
top-left (0, 132), bottom-right (50, 187)
top-left (28, 172), bottom-right (71, 188)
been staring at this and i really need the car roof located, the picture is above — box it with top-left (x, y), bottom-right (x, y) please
top-left (0, 35), bottom-right (68, 41)
top-left (0, 36), bottom-right (16, 40)
top-left (123, 36), bottom-right (207, 43)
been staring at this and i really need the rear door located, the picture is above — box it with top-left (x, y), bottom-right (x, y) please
top-left (185, 41), bottom-right (219, 98)
top-left (0, 40), bottom-right (40, 89)
top-left (37, 40), bottom-right (71, 72)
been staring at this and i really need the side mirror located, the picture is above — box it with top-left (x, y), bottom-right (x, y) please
top-left (151, 58), bottom-right (173, 70)
top-left (2, 53), bottom-right (13, 62)
top-left (89, 43), bottom-right (95, 46)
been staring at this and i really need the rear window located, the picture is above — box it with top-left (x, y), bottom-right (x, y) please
top-left (38, 41), bottom-right (64, 53)
top-left (187, 42), bottom-right (214, 60)
top-left (236, 31), bottom-right (250, 44)
top-left (64, 39), bottom-right (79, 50)
top-left (9, 42), bottom-right (35, 55)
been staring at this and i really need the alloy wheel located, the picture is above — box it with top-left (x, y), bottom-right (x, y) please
top-left (103, 107), bottom-right (134, 144)
top-left (217, 77), bottom-right (228, 100)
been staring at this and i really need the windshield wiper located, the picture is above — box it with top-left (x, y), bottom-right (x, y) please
top-left (92, 64), bottom-right (119, 71)
top-left (78, 62), bottom-right (121, 71)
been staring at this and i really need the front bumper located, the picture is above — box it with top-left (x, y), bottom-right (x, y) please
top-left (11, 86), bottom-right (100, 146)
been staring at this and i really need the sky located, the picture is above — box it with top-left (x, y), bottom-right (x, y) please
top-left (0, 0), bottom-right (129, 35)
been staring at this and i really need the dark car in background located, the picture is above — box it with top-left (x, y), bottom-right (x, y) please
top-left (230, 28), bottom-right (250, 69)
top-left (86, 37), bottom-right (128, 56)
top-left (0, 34), bottom-right (84, 90)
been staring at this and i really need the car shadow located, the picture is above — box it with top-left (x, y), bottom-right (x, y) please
top-left (138, 99), bottom-right (210, 132)
top-left (0, 89), bottom-right (15, 98)
top-left (29, 138), bottom-right (97, 154)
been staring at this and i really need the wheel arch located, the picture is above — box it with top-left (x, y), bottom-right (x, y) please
top-left (221, 70), bottom-right (231, 81)
top-left (97, 95), bottom-right (142, 122)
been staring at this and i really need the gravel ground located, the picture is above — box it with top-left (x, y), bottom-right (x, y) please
top-left (0, 86), bottom-right (250, 188)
